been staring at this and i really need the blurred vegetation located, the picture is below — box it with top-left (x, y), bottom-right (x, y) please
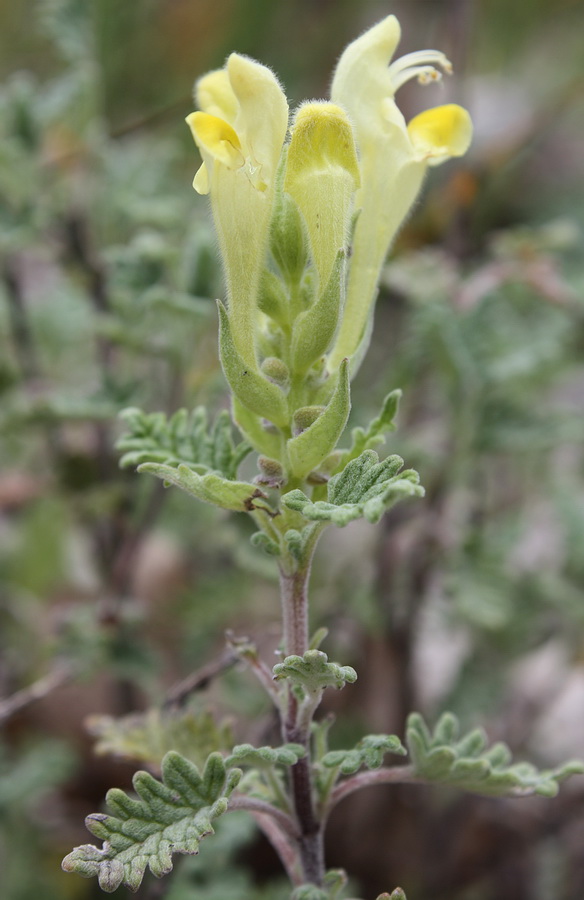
top-left (1, 1), bottom-right (584, 899)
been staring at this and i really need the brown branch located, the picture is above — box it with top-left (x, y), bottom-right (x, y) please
top-left (0, 662), bottom-right (74, 725)
top-left (163, 649), bottom-right (238, 709)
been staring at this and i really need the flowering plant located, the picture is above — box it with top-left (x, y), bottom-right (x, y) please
top-left (61, 14), bottom-right (581, 899)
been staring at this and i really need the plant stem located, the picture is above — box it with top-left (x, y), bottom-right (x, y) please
top-left (279, 559), bottom-right (325, 886)
top-left (325, 765), bottom-right (418, 818)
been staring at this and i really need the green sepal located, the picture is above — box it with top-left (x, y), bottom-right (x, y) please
top-left (138, 462), bottom-right (272, 513)
top-left (224, 743), bottom-right (305, 768)
top-left (218, 301), bottom-right (289, 427)
top-left (321, 734), bottom-right (407, 775)
top-left (287, 358), bottom-right (351, 479)
top-left (231, 397), bottom-right (282, 459)
top-left (406, 712), bottom-right (584, 798)
top-left (61, 751), bottom-right (241, 892)
top-left (273, 650), bottom-right (357, 694)
top-left (283, 449), bottom-right (423, 526)
top-left (117, 406), bottom-right (251, 480)
top-left (290, 251), bottom-right (344, 375)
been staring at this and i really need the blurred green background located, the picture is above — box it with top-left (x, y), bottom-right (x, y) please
top-left (1, 1), bottom-right (584, 899)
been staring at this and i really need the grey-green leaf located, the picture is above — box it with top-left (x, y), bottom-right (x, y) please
top-left (283, 449), bottom-right (424, 526)
top-left (406, 712), bottom-right (584, 798)
top-left (273, 650), bottom-right (357, 694)
top-left (322, 734), bottom-right (407, 775)
top-left (225, 743), bottom-right (306, 768)
top-left (137, 462), bottom-right (271, 513)
top-left (117, 405), bottom-right (251, 480)
top-left (61, 751), bottom-right (241, 892)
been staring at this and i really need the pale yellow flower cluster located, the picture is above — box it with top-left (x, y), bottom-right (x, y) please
top-left (186, 14), bottom-right (472, 374)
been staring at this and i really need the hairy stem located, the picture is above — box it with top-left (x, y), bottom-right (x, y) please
top-left (228, 794), bottom-right (299, 840)
top-left (325, 765), bottom-right (418, 818)
top-left (279, 560), bottom-right (325, 886)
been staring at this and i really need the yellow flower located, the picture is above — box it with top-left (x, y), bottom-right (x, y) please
top-left (328, 15), bottom-right (472, 370)
top-left (186, 54), bottom-right (289, 366)
top-left (284, 102), bottom-right (360, 291)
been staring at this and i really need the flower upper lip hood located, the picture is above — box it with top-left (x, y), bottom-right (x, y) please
top-left (187, 52), bottom-right (289, 196)
top-left (186, 54), bottom-right (289, 367)
top-left (328, 14), bottom-right (472, 370)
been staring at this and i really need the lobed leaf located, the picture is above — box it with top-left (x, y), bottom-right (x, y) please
top-left (225, 743), bottom-right (306, 768)
top-left (117, 406), bottom-right (251, 480)
top-left (62, 751), bottom-right (241, 892)
top-left (321, 734), bottom-right (407, 775)
top-left (283, 449), bottom-right (424, 526)
top-left (406, 712), bottom-right (584, 798)
top-left (87, 708), bottom-right (233, 769)
top-left (273, 650), bottom-right (357, 694)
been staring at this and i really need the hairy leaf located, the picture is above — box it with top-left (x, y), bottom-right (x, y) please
top-left (117, 406), bottom-right (251, 480)
top-left (62, 751), bottom-right (241, 892)
top-left (321, 734), bottom-right (407, 775)
top-left (225, 743), bottom-right (306, 768)
top-left (283, 449), bottom-right (423, 526)
top-left (406, 712), bottom-right (584, 798)
top-left (136, 462), bottom-right (272, 513)
top-left (87, 709), bottom-right (233, 769)
top-left (273, 650), bottom-right (357, 694)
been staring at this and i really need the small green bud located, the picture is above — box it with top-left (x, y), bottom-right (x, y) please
top-left (293, 406), bottom-right (325, 436)
top-left (261, 357), bottom-right (290, 388)
top-left (270, 149), bottom-right (308, 285)
top-left (255, 456), bottom-right (286, 488)
top-left (257, 268), bottom-right (289, 326)
top-left (258, 456), bottom-right (284, 478)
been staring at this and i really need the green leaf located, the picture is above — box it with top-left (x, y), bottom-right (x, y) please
top-left (137, 462), bottom-right (272, 513)
top-left (224, 743), bottom-right (306, 768)
top-left (218, 301), bottom-right (289, 427)
top-left (287, 358), bottom-right (351, 479)
top-left (87, 709), bottom-right (233, 769)
top-left (406, 712), bottom-right (584, 798)
top-left (321, 734), bottom-right (407, 775)
top-left (273, 650), bottom-right (357, 694)
top-left (117, 406), bottom-right (251, 480)
top-left (62, 751), bottom-right (241, 893)
top-left (283, 449), bottom-right (424, 526)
